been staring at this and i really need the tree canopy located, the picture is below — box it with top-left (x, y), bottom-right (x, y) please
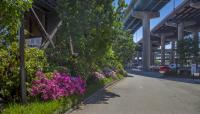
top-left (177, 37), bottom-right (199, 66)
top-left (46, 0), bottom-right (136, 77)
top-left (0, 0), bottom-right (32, 42)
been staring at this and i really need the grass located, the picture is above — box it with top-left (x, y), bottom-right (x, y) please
top-left (1, 75), bottom-right (124, 114)
top-left (2, 96), bottom-right (81, 114)
top-left (2, 100), bottom-right (61, 114)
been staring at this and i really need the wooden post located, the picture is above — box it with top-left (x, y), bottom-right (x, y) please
top-left (19, 13), bottom-right (27, 104)
top-left (69, 35), bottom-right (78, 57)
top-left (69, 35), bottom-right (74, 55)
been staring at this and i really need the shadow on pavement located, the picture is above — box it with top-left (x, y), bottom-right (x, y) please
top-left (126, 69), bottom-right (200, 85)
top-left (84, 89), bottom-right (120, 105)
top-left (125, 74), bottom-right (134, 77)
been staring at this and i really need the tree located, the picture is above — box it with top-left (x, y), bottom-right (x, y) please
top-left (177, 37), bottom-right (199, 67)
top-left (46, 0), bottom-right (136, 78)
top-left (177, 39), bottom-right (191, 66)
top-left (191, 37), bottom-right (199, 64)
top-left (112, 30), bottom-right (136, 65)
top-left (19, 14), bottom-right (27, 103)
top-left (0, 0), bottom-right (32, 103)
top-left (0, 0), bottom-right (32, 43)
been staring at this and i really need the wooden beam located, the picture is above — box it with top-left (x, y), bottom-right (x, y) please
top-left (69, 35), bottom-right (79, 57)
top-left (41, 20), bottom-right (62, 49)
top-left (30, 8), bottom-right (55, 48)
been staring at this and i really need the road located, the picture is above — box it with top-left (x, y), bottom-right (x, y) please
top-left (69, 71), bottom-right (200, 114)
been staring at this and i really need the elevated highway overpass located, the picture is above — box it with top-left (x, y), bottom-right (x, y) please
top-left (123, 0), bottom-right (170, 70)
top-left (125, 0), bottom-right (200, 70)
top-left (150, 0), bottom-right (200, 65)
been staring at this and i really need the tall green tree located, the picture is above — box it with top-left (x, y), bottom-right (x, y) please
top-left (47, 0), bottom-right (136, 77)
top-left (191, 37), bottom-right (199, 64)
top-left (0, 0), bottom-right (32, 103)
top-left (0, 0), bottom-right (32, 43)
top-left (177, 38), bottom-right (191, 66)
top-left (112, 30), bottom-right (136, 65)
top-left (177, 38), bottom-right (199, 66)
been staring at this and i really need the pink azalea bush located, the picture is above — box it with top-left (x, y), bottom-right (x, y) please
top-left (93, 71), bottom-right (105, 80)
top-left (104, 71), bottom-right (117, 78)
top-left (30, 71), bottom-right (86, 100)
top-left (103, 68), bottom-right (117, 78)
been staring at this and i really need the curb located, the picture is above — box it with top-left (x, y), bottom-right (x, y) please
top-left (64, 77), bottom-right (125, 114)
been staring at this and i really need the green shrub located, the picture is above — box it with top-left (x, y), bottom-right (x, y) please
top-left (0, 42), bottom-right (47, 101)
top-left (44, 65), bottom-right (70, 75)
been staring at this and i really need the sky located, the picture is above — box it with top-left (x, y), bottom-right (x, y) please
top-left (124, 0), bottom-right (183, 43)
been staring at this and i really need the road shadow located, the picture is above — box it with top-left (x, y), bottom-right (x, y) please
top-left (127, 69), bottom-right (200, 85)
top-left (125, 74), bottom-right (135, 77)
top-left (84, 89), bottom-right (120, 105)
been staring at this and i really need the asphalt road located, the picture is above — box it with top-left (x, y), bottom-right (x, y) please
top-left (69, 71), bottom-right (200, 114)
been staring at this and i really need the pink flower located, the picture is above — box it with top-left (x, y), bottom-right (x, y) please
top-left (30, 71), bottom-right (86, 100)
top-left (36, 70), bottom-right (45, 78)
top-left (94, 72), bottom-right (105, 80)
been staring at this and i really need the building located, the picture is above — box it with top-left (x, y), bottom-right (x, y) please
top-left (24, 0), bottom-right (60, 48)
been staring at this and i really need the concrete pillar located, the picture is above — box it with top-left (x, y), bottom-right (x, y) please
top-left (161, 34), bottom-right (166, 65)
top-left (150, 41), bottom-right (152, 66)
top-left (151, 50), bottom-right (155, 66)
top-left (137, 51), bottom-right (140, 66)
top-left (142, 14), bottom-right (151, 70)
top-left (132, 11), bottom-right (159, 70)
top-left (178, 23), bottom-right (184, 40)
top-left (170, 41), bottom-right (175, 64)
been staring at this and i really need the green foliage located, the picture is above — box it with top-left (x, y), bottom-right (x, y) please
top-left (55, 0), bottom-right (117, 59)
top-left (0, 0), bottom-right (32, 42)
top-left (46, 0), bottom-right (136, 79)
top-left (25, 48), bottom-right (47, 80)
top-left (154, 60), bottom-right (161, 65)
top-left (95, 47), bottom-right (123, 71)
top-left (0, 42), bottom-right (47, 101)
top-left (177, 38), bottom-right (199, 66)
top-left (112, 30), bottom-right (136, 65)
top-left (177, 38), bottom-right (191, 66)
top-left (191, 37), bottom-right (199, 63)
